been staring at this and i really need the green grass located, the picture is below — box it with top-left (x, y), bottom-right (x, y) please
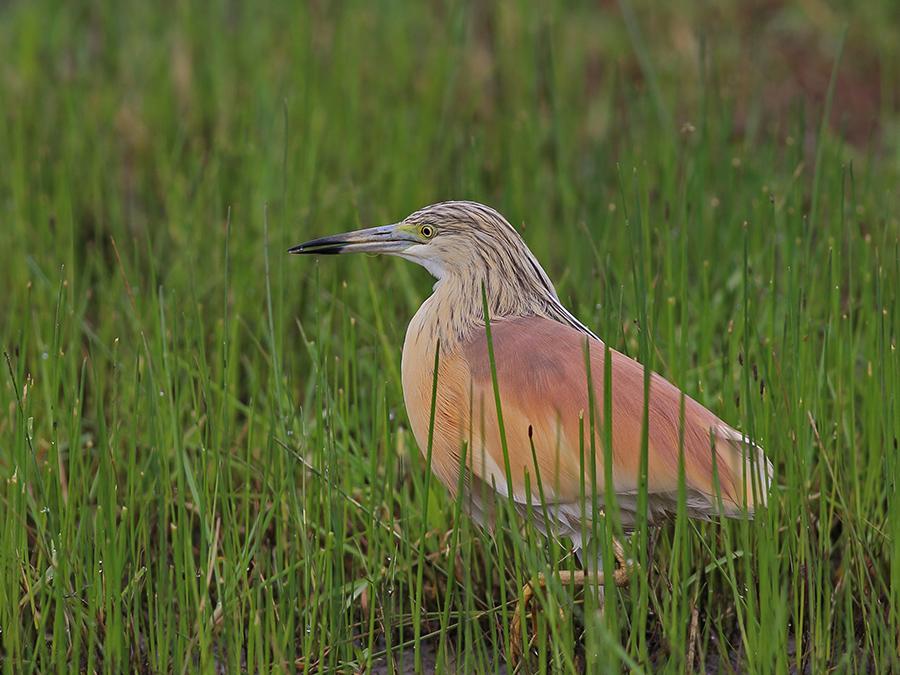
top-left (1, 1), bottom-right (898, 673)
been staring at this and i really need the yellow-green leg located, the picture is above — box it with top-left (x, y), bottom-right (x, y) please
top-left (510, 539), bottom-right (632, 663)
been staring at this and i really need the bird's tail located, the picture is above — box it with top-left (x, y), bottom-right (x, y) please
top-left (712, 423), bottom-right (774, 516)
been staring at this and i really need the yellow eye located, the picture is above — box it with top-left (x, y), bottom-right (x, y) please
top-left (420, 224), bottom-right (435, 239)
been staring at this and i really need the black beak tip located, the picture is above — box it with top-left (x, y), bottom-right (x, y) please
top-left (288, 242), bottom-right (345, 255)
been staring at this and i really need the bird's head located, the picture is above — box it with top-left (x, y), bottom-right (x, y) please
top-left (291, 200), bottom-right (597, 339)
top-left (289, 201), bottom-right (536, 282)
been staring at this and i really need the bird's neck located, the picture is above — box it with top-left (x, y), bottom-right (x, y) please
top-left (410, 268), bottom-right (587, 353)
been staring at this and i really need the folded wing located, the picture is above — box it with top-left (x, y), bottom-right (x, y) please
top-left (410, 316), bottom-right (772, 533)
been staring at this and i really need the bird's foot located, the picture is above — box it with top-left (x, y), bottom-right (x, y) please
top-left (510, 573), bottom-right (558, 665)
top-left (510, 541), bottom-right (633, 665)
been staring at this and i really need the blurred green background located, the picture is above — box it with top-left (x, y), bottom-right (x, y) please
top-left (1, 1), bottom-right (898, 673)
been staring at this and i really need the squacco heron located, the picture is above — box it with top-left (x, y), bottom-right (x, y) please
top-left (290, 201), bottom-right (772, 651)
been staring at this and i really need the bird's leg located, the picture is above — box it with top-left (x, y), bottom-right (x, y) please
top-left (555, 538), bottom-right (632, 603)
top-left (510, 538), bottom-right (633, 662)
top-left (510, 572), bottom-right (555, 664)
top-left (611, 536), bottom-right (632, 586)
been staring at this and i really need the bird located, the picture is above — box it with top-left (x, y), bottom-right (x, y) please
top-left (290, 200), bottom-right (772, 654)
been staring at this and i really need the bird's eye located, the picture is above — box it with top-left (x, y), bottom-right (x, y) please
top-left (420, 224), bottom-right (435, 239)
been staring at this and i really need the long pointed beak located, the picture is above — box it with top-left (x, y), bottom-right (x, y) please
top-left (288, 224), bottom-right (414, 256)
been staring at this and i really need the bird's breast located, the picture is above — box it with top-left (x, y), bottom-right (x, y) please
top-left (401, 298), bottom-right (487, 492)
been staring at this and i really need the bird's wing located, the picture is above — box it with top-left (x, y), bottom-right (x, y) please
top-left (441, 316), bottom-right (772, 526)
